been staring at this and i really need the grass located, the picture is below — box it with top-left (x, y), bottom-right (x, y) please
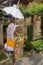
top-left (31, 40), bottom-right (43, 51)
top-left (0, 53), bottom-right (8, 62)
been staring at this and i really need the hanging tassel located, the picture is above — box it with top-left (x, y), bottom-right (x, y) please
top-left (17, 0), bottom-right (20, 6)
top-left (18, 0), bottom-right (20, 4)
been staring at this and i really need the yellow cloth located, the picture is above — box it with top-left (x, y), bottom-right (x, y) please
top-left (7, 37), bottom-right (24, 48)
top-left (22, 37), bottom-right (24, 46)
top-left (7, 38), bottom-right (16, 48)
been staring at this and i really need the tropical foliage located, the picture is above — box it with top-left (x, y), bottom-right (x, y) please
top-left (23, 40), bottom-right (33, 52)
top-left (24, 39), bottom-right (43, 52)
top-left (32, 40), bottom-right (43, 51)
top-left (19, 4), bottom-right (43, 17)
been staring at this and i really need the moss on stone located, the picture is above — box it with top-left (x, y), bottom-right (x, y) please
top-left (0, 53), bottom-right (7, 62)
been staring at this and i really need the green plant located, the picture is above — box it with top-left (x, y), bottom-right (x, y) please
top-left (32, 40), bottom-right (43, 51)
top-left (19, 4), bottom-right (43, 17)
top-left (19, 4), bottom-right (33, 17)
top-left (27, 25), bottom-right (33, 41)
top-left (0, 53), bottom-right (7, 62)
top-left (31, 4), bottom-right (43, 15)
top-left (23, 40), bottom-right (33, 52)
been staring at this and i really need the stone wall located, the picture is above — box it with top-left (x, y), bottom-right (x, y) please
top-left (0, 53), bottom-right (12, 65)
top-left (33, 15), bottom-right (41, 39)
top-left (0, 21), bottom-right (3, 44)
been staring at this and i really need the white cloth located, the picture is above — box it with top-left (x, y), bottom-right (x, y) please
top-left (7, 23), bottom-right (15, 39)
top-left (5, 43), bottom-right (14, 51)
top-left (7, 23), bottom-right (20, 40)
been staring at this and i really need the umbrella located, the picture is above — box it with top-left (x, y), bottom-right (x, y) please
top-left (3, 4), bottom-right (24, 19)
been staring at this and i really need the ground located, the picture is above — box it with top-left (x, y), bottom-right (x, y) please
top-left (15, 53), bottom-right (43, 65)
